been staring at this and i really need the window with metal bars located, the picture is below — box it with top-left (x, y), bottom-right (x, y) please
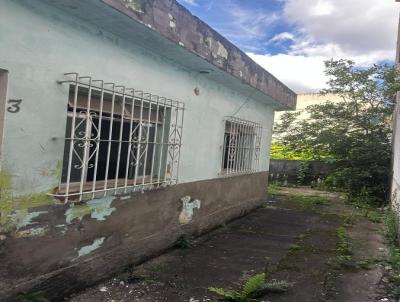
top-left (55, 74), bottom-right (185, 202)
top-left (221, 117), bottom-right (262, 175)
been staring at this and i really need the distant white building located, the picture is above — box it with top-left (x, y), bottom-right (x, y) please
top-left (274, 93), bottom-right (342, 123)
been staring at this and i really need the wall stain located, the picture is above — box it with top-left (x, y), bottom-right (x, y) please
top-left (179, 196), bottom-right (201, 224)
top-left (73, 237), bottom-right (105, 261)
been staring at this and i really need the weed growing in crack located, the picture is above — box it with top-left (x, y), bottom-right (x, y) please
top-left (18, 292), bottom-right (49, 302)
top-left (209, 272), bottom-right (291, 302)
top-left (175, 235), bottom-right (193, 249)
top-left (209, 273), bottom-right (266, 302)
top-left (288, 194), bottom-right (331, 210)
top-left (378, 209), bottom-right (400, 299)
top-left (336, 226), bottom-right (353, 267)
top-left (365, 210), bottom-right (383, 223)
top-left (343, 213), bottom-right (356, 226)
top-left (384, 210), bottom-right (399, 245)
top-left (267, 183), bottom-right (283, 195)
top-left (355, 259), bottom-right (374, 270)
top-left (288, 244), bottom-right (302, 252)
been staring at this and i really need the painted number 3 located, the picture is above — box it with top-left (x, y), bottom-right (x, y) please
top-left (7, 99), bottom-right (22, 113)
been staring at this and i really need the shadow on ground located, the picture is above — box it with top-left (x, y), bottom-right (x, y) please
top-left (70, 187), bottom-right (389, 302)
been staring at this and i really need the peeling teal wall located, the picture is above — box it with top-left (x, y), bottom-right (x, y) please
top-left (0, 2), bottom-right (276, 298)
top-left (65, 196), bottom-right (116, 224)
top-left (73, 237), bottom-right (106, 260)
top-left (0, 0), bottom-right (274, 200)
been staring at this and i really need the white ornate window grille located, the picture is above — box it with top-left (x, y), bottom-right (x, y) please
top-left (55, 73), bottom-right (185, 202)
top-left (221, 117), bottom-right (262, 175)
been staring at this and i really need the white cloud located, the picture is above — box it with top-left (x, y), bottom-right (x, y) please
top-left (270, 32), bottom-right (295, 43)
top-left (311, 1), bottom-right (335, 16)
top-left (284, 0), bottom-right (398, 56)
top-left (179, 0), bottom-right (198, 7)
top-left (249, 0), bottom-right (399, 93)
top-left (248, 53), bottom-right (327, 93)
top-left (223, 4), bottom-right (280, 42)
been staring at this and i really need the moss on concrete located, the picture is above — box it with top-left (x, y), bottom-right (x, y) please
top-left (0, 170), bottom-right (55, 233)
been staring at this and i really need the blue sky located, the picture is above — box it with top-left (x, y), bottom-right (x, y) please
top-left (178, 0), bottom-right (293, 54)
top-left (177, 0), bottom-right (399, 93)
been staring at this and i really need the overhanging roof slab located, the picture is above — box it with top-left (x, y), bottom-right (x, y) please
top-left (35, 0), bottom-right (297, 110)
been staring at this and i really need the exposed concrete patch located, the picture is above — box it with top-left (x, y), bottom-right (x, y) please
top-left (9, 210), bottom-right (48, 230)
top-left (65, 205), bottom-right (92, 224)
top-left (65, 196), bottom-right (116, 224)
top-left (168, 13), bottom-right (176, 29)
top-left (179, 196), bottom-right (201, 224)
top-left (215, 41), bottom-right (228, 59)
top-left (74, 237), bottom-right (106, 261)
top-left (89, 196), bottom-right (117, 221)
top-left (15, 226), bottom-right (48, 238)
top-left (123, 0), bottom-right (144, 13)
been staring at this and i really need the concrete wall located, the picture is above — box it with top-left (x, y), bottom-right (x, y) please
top-left (392, 11), bottom-right (400, 215)
top-left (0, 1), bottom-right (277, 299)
top-left (269, 159), bottom-right (336, 184)
top-left (0, 172), bottom-right (269, 300)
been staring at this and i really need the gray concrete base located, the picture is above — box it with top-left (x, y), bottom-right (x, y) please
top-left (0, 172), bottom-right (268, 301)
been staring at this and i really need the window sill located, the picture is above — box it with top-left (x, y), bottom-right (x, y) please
top-left (57, 176), bottom-right (162, 198)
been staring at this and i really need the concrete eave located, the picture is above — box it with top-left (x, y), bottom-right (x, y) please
top-left (39, 0), bottom-right (297, 110)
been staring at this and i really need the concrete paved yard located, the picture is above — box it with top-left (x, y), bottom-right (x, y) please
top-left (70, 187), bottom-right (390, 302)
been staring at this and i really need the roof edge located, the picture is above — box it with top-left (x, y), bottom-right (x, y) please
top-left (101, 0), bottom-right (297, 109)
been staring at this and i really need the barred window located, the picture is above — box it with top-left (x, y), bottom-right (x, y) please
top-left (221, 117), bottom-right (262, 175)
top-left (55, 74), bottom-right (184, 202)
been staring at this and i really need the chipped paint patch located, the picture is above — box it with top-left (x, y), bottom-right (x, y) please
top-left (88, 196), bottom-right (116, 221)
top-left (9, 210), bottom-right (48, 230)
top-left (73, 237), bottom-right (105, 260)
top-left (205, 37), bottom-right (213, 49)
top-left (179, 196), bottom-right (201, 224)
top-left (65, 196), bottom-right (116, 224)
top-left (216, 41), bottom-right (228, 59)
top-left (56, 224), bottom-right (68, 235)
top-left (123, 0), bottom-right (144, 13)
top-left (15, 226), bottom-right (47, 238)
top-left (168, 13), bottom-right (176, 29)
top-left (65, 204), bottom-right (91, 224)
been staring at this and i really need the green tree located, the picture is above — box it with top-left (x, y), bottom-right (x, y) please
top-left (274, 59), bottom-right (400, 205)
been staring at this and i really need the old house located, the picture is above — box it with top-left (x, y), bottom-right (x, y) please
top-left (274, 93), bottom-right (342, 123)
top-left (0, 0), bottom-right (296, 300)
